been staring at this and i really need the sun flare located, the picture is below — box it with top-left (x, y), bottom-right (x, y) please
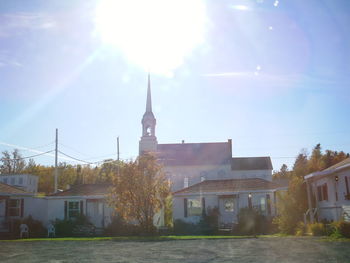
top-left (95, 0), bottom-right (207, 76)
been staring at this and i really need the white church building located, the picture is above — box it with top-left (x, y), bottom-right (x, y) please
top-left (139, 76), bottom-right (286, 229)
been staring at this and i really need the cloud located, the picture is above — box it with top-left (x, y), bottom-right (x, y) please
top-left (0, 12), bottom-right (55, 37)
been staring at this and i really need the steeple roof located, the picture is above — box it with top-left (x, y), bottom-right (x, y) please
top-left (146, 73), bottom-right (152, 113)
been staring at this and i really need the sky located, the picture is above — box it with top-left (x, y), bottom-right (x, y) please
top-left (0, 0), bottom-right (349, 171)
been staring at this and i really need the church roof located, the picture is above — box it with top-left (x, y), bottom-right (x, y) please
top-left (49, 184), bottom-right (111, 197)
top-left (173, 178), bottom-right (283, 195)
top-left (231, 157), bottom-right (273, 170)
top-left (157, 142), bottom-right (231, 166)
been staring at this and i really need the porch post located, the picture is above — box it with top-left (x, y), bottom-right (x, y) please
top-left (306, 179), bottom-right (314, 223)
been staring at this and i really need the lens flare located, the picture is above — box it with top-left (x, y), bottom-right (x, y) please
top-left (95, 0), bottom-right (207, 76)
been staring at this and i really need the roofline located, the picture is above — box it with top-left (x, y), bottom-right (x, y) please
top-left (158, 141), bottom-right (230, 146)
top-left (305, 163), bottom-right (350, 180)
top-left (172, 178), bottom-right (283, 195)
top-left (173, 187), bottom-right (287, 197)
top-left (0, 193), bottom-right (34, 196)
top-left (46, 195), bottom-right (106, 199)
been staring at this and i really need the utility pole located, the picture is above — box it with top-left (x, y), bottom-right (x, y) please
top-left (117, 136), bottom-right (120, 161)
top-left (54, 128), bottom-right (58, 193)
top-left (117, 136), bottom-right (120, 176)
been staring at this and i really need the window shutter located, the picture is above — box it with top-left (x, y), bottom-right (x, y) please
top-left (5, 198), bottom-right (9, 217)
top-left (202, 197), bottom-right (206, 216)
top-left (64, 201), bottom-right (68, 220)
top-left (184, 198), bottom-right (188, 217)
top-left (345, 176), bottom-right (350, 196)
top-left (80, 200), bottom-right (84, 215)
top-left (266, 194), bottom-right (271, 215)
top-left (21, 198), bottom-right (24, 218)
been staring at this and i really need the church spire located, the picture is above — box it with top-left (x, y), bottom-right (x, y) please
top-left (139, 73), bottom-right (157, 154)
top-left (146, 73), bottom-right (152, 113)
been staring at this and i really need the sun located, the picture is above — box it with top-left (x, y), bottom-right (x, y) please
top-left (94, 0), bottom-right (207, 76)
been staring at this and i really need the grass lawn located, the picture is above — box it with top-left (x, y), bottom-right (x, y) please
top-left (1, 236), bottom-right (350, 262)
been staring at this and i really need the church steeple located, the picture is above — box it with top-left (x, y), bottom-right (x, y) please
top-left (139, 74), bottom-right (157, 154)
top-left (146, 73), bottom-right (152, 113)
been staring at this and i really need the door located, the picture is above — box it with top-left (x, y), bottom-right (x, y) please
top-left (86, 199), bottom-right (104, 228)
top-left (219, 196), bottom-right (237, 228)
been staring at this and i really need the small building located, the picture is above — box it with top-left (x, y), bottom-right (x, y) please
top-left (304, 158), bottom-right (350, 222)
top-left (0, 174), bottom-right (38, 194)
top-left (0, 182), bottom-right (34, 233)
top-left (173, 178), bottom-right (286, 229)
top-left (46, 184), bottom-right (114, 228)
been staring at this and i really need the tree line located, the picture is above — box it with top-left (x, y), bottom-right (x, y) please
top-left (0, 149), bottom-right (120, 193)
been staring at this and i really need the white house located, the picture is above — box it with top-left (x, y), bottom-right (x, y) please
top-left (304, 158), bottom-right (350, 222)
top-left (173, 178), bottom-right (286, 229)
top-left (0, 174), bottom-right (38, 194)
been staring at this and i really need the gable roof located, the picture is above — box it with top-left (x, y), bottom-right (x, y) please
top-left (305, 157), bottom-right (350, 180)
top-left (231, 157), bottom-right (273, 170)
top-left (323, 158), bottom-right (350, 171)
top-left (157, 142), bottom-right (231, 166)
top-left (49, 184), bottom-right (111, 197)
top-left (173, 178), bottom-right (283, 195)
top-left (0, 182), bottom-right (32, 195)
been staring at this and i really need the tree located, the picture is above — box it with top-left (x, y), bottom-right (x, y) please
top-left (308, 143), bottom-right (324, 173)
top-left (293, 149), bottom-right (308, 177)
top-left (0, 149), bottom-right (26, 174)
top-left (273, 164), bottom-right (291, 180)
top-left (108, 153), bottom-right (170, 234)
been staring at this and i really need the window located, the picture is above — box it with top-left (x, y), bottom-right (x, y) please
top-left (184, 177), bottom-right (189, 188)
top-left (317, 183), bottom-right (328, 201)
top-left (18, 178), bottom-right (23, 185)
top-left (10, 177), bottom-right (15, 185)
top-left (260, 197), bottom-right (266, 212)
top-left (187, 198), bottom-right (202, 216)
top-left (68, 201), bottom-right (80, 219)
top-left (9, 199), bottom-right (21, 216)
top-left (224, 198), bottom-right (234, 212)
top-left (3, 178), bottom-right (8, 184)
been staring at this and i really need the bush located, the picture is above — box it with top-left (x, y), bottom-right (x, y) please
top-left (104, 216), bottom-right (141, 236)
top-left (337, 221), bottom-right (350, 238)
top-left (11, 215), bottom-right (47, 238)
top-left (308, 223), bottom-right (326, 236)
top-left (236, 208), bottom-right (276, 235)
top-left (173, 207), bottom-right (220, 235)
top-left (295, 221), bottom-right (306, 236)
top-left (54, 215), bottom-right (93, 237)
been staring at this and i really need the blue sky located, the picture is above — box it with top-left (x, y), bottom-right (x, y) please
top-left (0, 0), bottom-right (349, 171)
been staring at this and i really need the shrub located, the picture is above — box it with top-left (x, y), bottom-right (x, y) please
top-left (104, 216), bottom-right (141, 236)
top-left (295, 221), bottom-right (306, 236)
top-left (338, 221), bottom-right (350, 238)
top-left (236, 208), bottom-right (276, 235)
top-left (308, 223), bottom-right (326, 236)
top-left (173, 206), bottom-right (220, 235)
top-left (11, 215), bottom-right (47, 238)
top-left (54, 214), bottom-right (93, 237)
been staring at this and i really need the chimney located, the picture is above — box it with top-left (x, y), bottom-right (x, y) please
top-left (182, 140), bottom-right (185, 144)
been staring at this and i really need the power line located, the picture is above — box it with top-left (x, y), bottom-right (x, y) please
top-left (58, 150), bottom-right (93, 164)
top-left (0, 150), bottom-right (55, 161)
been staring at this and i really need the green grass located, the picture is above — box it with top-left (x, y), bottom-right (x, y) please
top-left (1, 235), bottom-right (261, 242)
